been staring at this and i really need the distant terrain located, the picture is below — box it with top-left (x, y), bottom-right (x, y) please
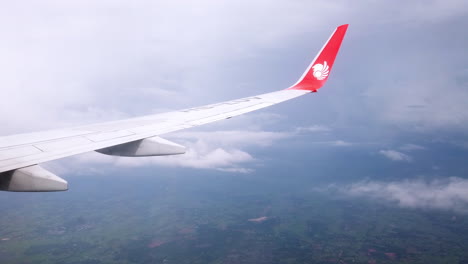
top-left (1, 167), bottom-right (468, 264)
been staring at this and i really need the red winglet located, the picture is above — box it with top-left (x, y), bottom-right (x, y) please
top-left (288, 24), bottom-right (348, 91)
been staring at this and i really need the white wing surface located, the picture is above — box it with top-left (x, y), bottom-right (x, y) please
top-left (0, 24), bottom-right (348, 191)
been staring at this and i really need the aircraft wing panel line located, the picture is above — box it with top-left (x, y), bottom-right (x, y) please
top-left (0, 146), bottom-right (44, 162)
top-left (0, 130), bottom-right (97, 149)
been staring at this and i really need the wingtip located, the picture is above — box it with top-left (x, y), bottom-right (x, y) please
top-left (287, 24), bottom-right (348, 91)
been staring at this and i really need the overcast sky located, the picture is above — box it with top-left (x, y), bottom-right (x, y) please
top-left (1, 1), bottom-right (468, 212)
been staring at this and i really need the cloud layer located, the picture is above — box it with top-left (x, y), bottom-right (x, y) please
top-left (53, 128), bottom-right (294, 174)
top-left (336, 177), bottom-right (468, 213)
top-left (1, 0), bottom-right (468, 136)
top-left (1, 1), bottom-right (468, 193)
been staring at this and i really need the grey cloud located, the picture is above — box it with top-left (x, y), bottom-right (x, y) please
top-left (0, 0), bottom-right (348, 135)
top-left (366, 74), bottom-right (468, 131)
top-left (2, 0), bottom-right (468, 136)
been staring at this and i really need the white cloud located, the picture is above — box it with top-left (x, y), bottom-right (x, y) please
top-left (295, 125), bottom-right (331, 133)
top-left (332, 140), bottom-right (353, 147)
top-left (336, 177), bottom-right (468, 213)
top-left (399, 144), bottom-right (426, 151)
top-left (379, 150), bottom-right (412, 162)
top-left (170, 130), bottom-right (292, 147)
top-left (117, 147), bottom-right (254, 171)
top-left (450, 141), bottom-right (468, 150)
top-left (50, 126), bottom-right (355, 174)
top-left (56, 129), bottom-right (294, 174)
top-left (215, 167), bottom-right (253, 174)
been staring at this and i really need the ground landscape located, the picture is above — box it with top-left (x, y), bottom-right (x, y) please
top-left (1, 148), bottom-right (468, 264)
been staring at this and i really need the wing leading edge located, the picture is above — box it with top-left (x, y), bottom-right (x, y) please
top-left (0, 24), bottom-right (348, 191)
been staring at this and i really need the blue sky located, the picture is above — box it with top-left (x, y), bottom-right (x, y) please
top-left (1, 1), bottom-right (468, 212)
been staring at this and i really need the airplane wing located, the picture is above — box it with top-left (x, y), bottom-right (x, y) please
top-left (0, 24), bottom-right (348, 192)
